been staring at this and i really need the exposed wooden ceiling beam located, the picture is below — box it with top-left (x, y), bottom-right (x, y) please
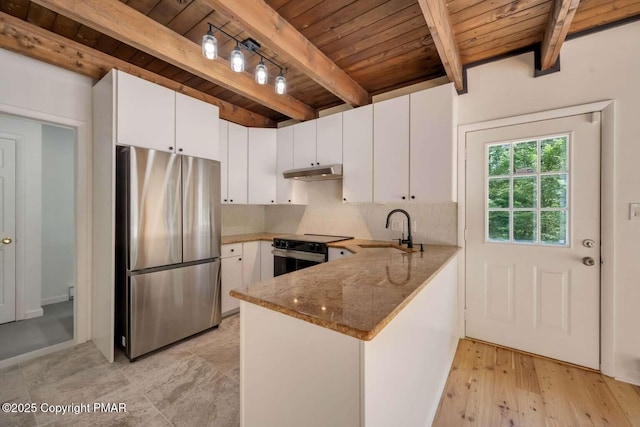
top-left (0, 12), bottom-right (276, 128)
top-left (417, 0), bottom-right (464, 92)
top-left (540, 0), bottom-right (581, 70)
top-left (204, 0), bottom-right (370, 107)
top-left (31, 0), bottom-right (316, 121)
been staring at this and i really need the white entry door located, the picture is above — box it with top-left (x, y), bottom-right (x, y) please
top-left (0, 137), bottom-right (16, 324)
top-left (465, 113), bottom-right (600, 369)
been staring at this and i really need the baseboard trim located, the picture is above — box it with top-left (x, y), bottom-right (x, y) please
top-left (41, 295), bottom-right (70, 306)
top-left (0, 340), bottom-right (75, 369)
top-left (25, 308), bottom-right (44, 319)
top-left (614, 373), bottom-right (640, 387)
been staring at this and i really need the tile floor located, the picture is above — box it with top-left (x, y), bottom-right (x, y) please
top-left (0, 314), bottom-right (240, 427)
top-left (0, 301), bottom-right (74, 361)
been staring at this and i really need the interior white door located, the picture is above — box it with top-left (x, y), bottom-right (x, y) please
top-left (0, 137), bottom-right (16, 324)
top-left (465, 113), bottom-right (600, 369)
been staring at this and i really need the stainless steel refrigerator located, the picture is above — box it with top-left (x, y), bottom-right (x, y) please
top-left (115, 146), bottom-right (221, 361)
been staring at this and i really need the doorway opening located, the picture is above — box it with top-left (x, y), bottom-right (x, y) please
top-left (0, 114), bottom-right (76, 362)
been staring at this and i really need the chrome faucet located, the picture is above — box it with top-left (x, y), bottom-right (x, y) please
top-left (385, 209), bottom-right (413, 249)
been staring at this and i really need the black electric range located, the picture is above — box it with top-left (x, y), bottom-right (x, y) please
top-left (273, 234), bottom-right (353, 276)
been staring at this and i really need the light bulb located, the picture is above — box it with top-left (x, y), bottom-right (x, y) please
top-left (230, 47), bottom-right (244, 72)
top-left (255, 61), bottom-right (268, 85)
top-left (275, 73), bottom-right (286, 95)
top-left (201, 32), bottom-right (217, 60)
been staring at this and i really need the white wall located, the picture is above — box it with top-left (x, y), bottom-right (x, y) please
top-left (0, 48), bottom-right (92, 345)
top-left (458, 21), bottom-right (640, 383)
top-left (41, 124), bottom-right (75, 305)
top-left (0, 115), bottom-right (42, 319)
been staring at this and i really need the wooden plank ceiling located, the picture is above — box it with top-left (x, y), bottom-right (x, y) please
top-left (1, 0), bottom-right (639, 125)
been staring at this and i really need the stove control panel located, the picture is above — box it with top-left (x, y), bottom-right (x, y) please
top-left (273, 239), bottom-right (327, 254)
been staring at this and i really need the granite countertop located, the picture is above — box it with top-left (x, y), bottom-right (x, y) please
top-left (229, 236), bottom-right (460, 341)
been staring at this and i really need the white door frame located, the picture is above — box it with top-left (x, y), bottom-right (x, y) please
top-left (457, 100), bottom-right (615, 376)
top-left (0, 102), bottom-right (92, 347)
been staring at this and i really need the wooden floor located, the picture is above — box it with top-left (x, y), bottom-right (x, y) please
top-left (433, 339), bottom-right (640, 426)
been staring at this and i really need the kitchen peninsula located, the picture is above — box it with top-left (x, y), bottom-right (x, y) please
top-left (230, 240), bottom-right (460, 427)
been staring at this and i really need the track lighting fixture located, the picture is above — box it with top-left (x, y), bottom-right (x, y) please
top-left (275, 70), bottom-right (286, 95)
top-left (200, 21), bottom-right (286, 94)
top-left (229, 42), bottom-right (245, 73)
top-left (255, 58), bottom-right (268, 85)
top-left (201, 24), bottom-right (217, 60)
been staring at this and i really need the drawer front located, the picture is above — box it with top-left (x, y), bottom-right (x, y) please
top-left (222, 243), bottom-right (243, 258)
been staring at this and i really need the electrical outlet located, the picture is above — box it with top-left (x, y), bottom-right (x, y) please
top-left (391, 220), bottom-right (402, 231)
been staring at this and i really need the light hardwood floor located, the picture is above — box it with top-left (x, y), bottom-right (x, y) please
top-left (433, 339), bottom-right (640, 427)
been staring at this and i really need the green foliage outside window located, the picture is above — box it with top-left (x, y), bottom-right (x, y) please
top-left (486, 137), bottom-right (568, 245)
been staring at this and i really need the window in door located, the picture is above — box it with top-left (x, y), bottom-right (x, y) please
top-left (486, 135), bottom-right (569, 246)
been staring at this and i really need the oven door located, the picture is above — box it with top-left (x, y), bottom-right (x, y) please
top-left (273, 249), bottom-right (326, 277)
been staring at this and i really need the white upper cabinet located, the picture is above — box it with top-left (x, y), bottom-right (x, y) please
top-left (175, 92), bottom-right (219, 160)
top-left (293, 120), bottom-right (317, 168)
top-left (371, 85), bottom-right (457, 203)
top-left (227, 122), bottom-right (248, 204)
top-left (116, 71), bottom-right (175, 152)
top-left (342, 105), bottom-right (373, 203)
top-left (316, 113), bottom-right (343, 165)
top-left (219, 120), bottom-right (229, 202)
top-left (276, 126), bottom-right (294, 204)
top-left (373, 95), bottom-right (410, 203)
top-left (409, 84), bottom-right (457, 202)
top-left (277, 126), bottom-right (307, 205)
top-left (115, 71), bottom-right (220, 160)
top-left (248, 128), bottom-right (277, 205)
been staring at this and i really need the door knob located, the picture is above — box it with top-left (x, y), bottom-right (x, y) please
top-left (2, 237), bottom-right (12, 244)
top-left (582, 256), bottom-right (595, 266)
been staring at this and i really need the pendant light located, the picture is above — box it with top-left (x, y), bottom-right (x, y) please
top-left (230, 42), bottom-right (245, 73)
top-left (275, 69), bottom-right (286, 95)
top-left (201, 24), bottom-right (217, 60)
top-left (255, 57), bottom-right (268, 85)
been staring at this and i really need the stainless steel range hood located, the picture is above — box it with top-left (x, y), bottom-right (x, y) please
top-left (283, 164), bottom-right (343, 181)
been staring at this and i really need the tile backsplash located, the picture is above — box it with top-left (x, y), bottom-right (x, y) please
top-left (223, 180), bottom-right (457, 246)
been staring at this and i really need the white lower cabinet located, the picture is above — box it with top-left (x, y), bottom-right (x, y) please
top-left (260, 241), bottom-right (274, 280)
top-left (328, 247), bottom-right (352, 262)
top-left (221, 251), bottom-right (242, 316)
top-left (242, 241), bottom-right (261, 285)
top-left (221, 241), bottom-right (272, 316)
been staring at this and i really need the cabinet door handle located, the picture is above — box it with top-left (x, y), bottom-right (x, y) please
top-left (288, 199), bottom-right (291, 203)
top-left (402, 196), bottom-right (406, 200)
top-left (316, 162), bottom-right (320, 165)
top-left (230, 249), bottom-right (234, 252)
top-left (230, 199), bottom-right (233, 203)
top-left (178, 148), bottom-right (183, 152)
top-left (343, 198), bottom-right (347, 201)
top-left (310, 163), bottom-right (314, 166)
top-left (411, 195), bottom-right (415, 199)
top-left (271, 200), bottom-right (274, 203)
top-left (239, 258), bottom-right (242, 261)
top-left (169, 146), bottom-right (173, 150)
top-left (340, 251), bottom-right (344, 255)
